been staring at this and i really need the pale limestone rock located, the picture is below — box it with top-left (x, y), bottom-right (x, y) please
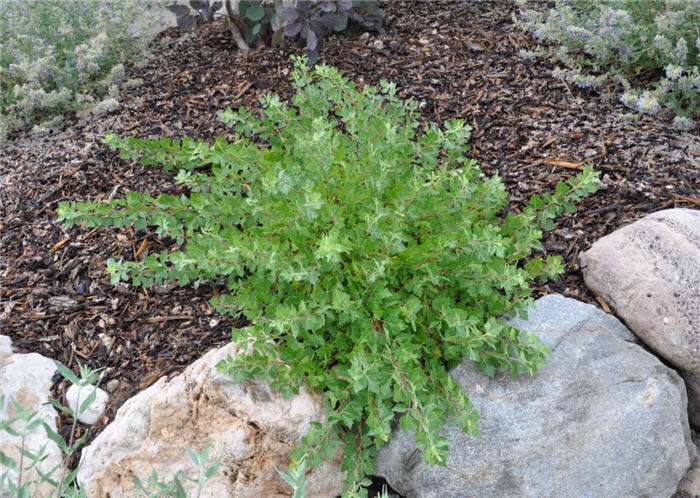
top-left (0, 336), bottom-right (62, 497)
top-left (0, 336), bottom-right (11, 354)
top-left (77, 341), bottom-right (344, 497)
top-left (580, 208), bottom-right (700, 425)
top-left (65, 384), bottom-right (109, 425)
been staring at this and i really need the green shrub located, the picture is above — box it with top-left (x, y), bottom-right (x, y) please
top-left (515, 0), bottom-right (699, 127)
top-left (57, 57), bottom-right (598, 497)
top-left (0, 0), bottom-right (161, 142)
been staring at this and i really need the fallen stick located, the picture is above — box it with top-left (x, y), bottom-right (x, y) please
top-left (544, 158), bottom-right (585, 170)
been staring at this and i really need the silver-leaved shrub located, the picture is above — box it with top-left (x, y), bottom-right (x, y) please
top-left (515, 0), bottom-right (699, 127)
top-left (57, 57), bottom-right (599, 497)
top-left (0, 0), bottom-right (162, 142)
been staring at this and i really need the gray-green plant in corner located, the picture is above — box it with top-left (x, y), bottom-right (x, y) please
top-left (276, 456), bottom-right (307, 498)
top-left (57, 56), bottom-right (599, 497)
top-left (0, 361), bottom-right (103, 498)
top-left (1, 361), bottom-right (222, 497)
top-left (133, 443), bottom-right (223, 498)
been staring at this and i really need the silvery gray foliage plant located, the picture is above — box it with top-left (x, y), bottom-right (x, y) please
top-left (0, 361), bottom-right (101, 497)
top-left (0, 361), bottom-right (222, 497)
top-left (132, 444), bottom-right (223, 498)
top-left (0, 0), bottom-right (161, 142)
top-left (515, 0), bottom-right (699, 128)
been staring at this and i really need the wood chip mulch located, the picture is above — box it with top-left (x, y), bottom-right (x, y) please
top-left (0, 0), bottom-right (698, 486)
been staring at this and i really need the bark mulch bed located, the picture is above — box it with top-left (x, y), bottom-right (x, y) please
top-left (0, 0), bottom-right (698, 492)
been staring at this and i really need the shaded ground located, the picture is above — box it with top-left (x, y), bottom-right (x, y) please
top-left (0, 0), bottom-right (698, 493)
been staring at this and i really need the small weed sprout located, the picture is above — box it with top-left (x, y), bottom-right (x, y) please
top-left (276, 456), bottom-right (308, 498)
top-left (1, 361), bottom-right (223, 497)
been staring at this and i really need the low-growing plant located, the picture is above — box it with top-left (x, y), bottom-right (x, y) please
top-left (276, 0), bottom-right (384, 63)
top-left (0, 0), bottom-right (162, 142)
top-left (0, 361), bottom-right (223, 497)
top-left (514, 0), bottom-right (699, 127)
top-left (133, 444), bottom-right (223, 498)
top-left (0, 362), bottom-right (101, 497)
top-left (57, 56), bottom-right (598, 496)
top-left (275, 456), bottom-right (307, 498)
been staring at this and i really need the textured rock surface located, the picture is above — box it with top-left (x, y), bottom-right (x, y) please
top-left (579, 208), bottom-right (700, 426)
top-left (678, 430), bottom-right (700, 498)
top-left (65, 384), bottom-right (109, 425)
top-left (376, 295), bottom-right (695, 498)
top-left (77, 341), bottom-right (344, 498)
top-left (0, 335), bottom-right (62, 497)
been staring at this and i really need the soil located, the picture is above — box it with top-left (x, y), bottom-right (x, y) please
top-left (0, 1), bottom-right (698, 496)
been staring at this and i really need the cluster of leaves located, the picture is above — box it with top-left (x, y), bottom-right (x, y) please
top-left (0, 362), bottom-right (101, 498)
top-left (57, 57), bottom-right (599, 496)
top-left (0, 0), bottom-right (160, 142)
top-left (232, 1), bottom-right (283, 46)
top-left (277, 0), bottom-right (384, 62)
top-left (132, 444), bottom-right (223, 498)
top-left (0, 362), bottom-right (222, 497)
top-left (168, 0), bottom-right (224, 31)
top-left (515, 0), bottom-right (699, 128)
top-left (168, 0), bottom-right (384, 64)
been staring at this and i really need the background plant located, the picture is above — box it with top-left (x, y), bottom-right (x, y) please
top-left (57, 56), bottom-right (598, 497)
top-left (132, 444), bottom-right (223, 498)
top-left (168, 0), bottom-right (224, 32)
top-left (167, 0), bottom-right (384, 63)
top-left (515, 0), bottom-right (699, 128)
top-left (0, 0), bottom-right (162, 142)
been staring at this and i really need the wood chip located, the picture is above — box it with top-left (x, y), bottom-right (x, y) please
top-left (49, 237), bottom-right (71, 252)
top-left (672, 193), bottom-right (700, 207)
top-left (595, 296), bottom-right (611, 314)
top-left (544, 158), bottom-right (585, 170)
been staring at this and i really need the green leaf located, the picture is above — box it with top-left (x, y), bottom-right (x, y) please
top-left (205, 453), bottom-right (224, 480)
top-left (334, 13), bottom-right (348, 31)
top-left (0, 450), bottom-right (17, 470)
top-left (245, 4), bottom-right (265, 22)
top-left (79, 387), bottom-right (98, 416)
top-left (48, 399), bottom-right (75, 417)
top-left (41, 422), bottom-right (68, 452)
top-left (54, 361), bottom-right (80, 386)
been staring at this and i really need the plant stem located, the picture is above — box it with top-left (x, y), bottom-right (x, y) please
top-left (17, 430), bottom-right (26, 491)
top-left (55, 390), bottom-right (81, 498)
top-left (224, 0), bottom-right (249, 52)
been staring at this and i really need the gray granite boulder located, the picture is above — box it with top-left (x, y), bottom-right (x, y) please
top-left (579, 208), bottom-right (700, 426)
top-left (677, 430), bottom-right (700, 498)
top-left (375, 295), bottom-right (695, 498)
